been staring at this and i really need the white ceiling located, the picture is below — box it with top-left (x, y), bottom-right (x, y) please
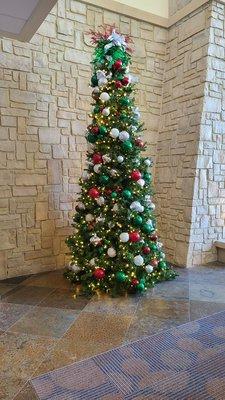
top-left (0, 0), bottom-right (57, 41)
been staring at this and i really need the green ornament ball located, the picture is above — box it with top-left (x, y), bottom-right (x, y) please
top-left (87, 134), bottom-right (96, 143)
top-left (158, 261), bottom-right (167, 270)
top-left (91, 75), bottom-right (98, 86)
top-left (143, 172), bottom-right (152, 182)
top-left (98, 247), bottom-right (104, 255)
top-left (133, 216), bottom-right (143, 226)
top-left (99, 125), bottom-right (107, 135)
top-left (143, 223), bottom-right (154, 234)
top-left (150, 243), bottom-right (158, 252)
top-left (94, 105), bottom-right (100, 114)
top-left (111, 192), bottom-right (118, 199)
top-left (137, 282), bottom-right (145, 292)
top-left (120, 97), bottom-right (130, 106)
top-left (99, 175), bottom-right (109, 184)
top-left (122, 140), bottom-right (133, 151)
top-left (122, 189), bottom-right (132, 199)
top-left (120, 113), bottom-right (127, 121)
top-left (116, 271), bottom-right (127, 282)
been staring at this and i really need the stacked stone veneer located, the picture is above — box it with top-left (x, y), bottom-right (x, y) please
top-left (0, 0), bottom-right (167, 278)
top-left (188, 1), bottom-right (225, 265)
top-left (155, 3), bottom-right (211, 266)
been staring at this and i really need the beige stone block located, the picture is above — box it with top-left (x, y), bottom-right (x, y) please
top-left (42, 220), bottom-right (55, 236)
top-left (0, 53), bottom-right (31, 71)
top-left (53, 144), bottom-right (68, 159)
top-left (0, 88), bottom-right (9, 107)
top-left (13, 187), bottom-right (37, 196)
top-left (57, 18), bottom-right (74, 35)
top-left (10, 89), bottom-right (36, 104)
top-left (77, 76), bottom-right (90, 95)
top-left (38, 21), bottom-right (56, 38)
top-left (39, 127), bottom-right (60, 144)
top-left (179, 11), bottom-right (206, 42)
top-left (71, 1), bottom-right (86, 14)
top-left (64, 48), bottom-right (91, 64)
top-left (15, 174), bottom-right (47, 186)
top-left (47, 160), bottom-right (62, 184)
top-left (0, 251), bottom-right (6, 279)
top-left (36, 202), bottom-right (48, 221)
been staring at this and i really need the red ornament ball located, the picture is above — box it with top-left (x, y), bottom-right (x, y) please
top-left (129, 231), bottom-right (141, 242)
top-left (122, 76), bottom-right (129, 86)
top-left (150, 234), bottom-right (158, 242)
top-left (131, 170), bottom-right (142, 181)
top-left (151, 259), bottom-right (158, 267)
top-left (91, 125), bottom-right (99, 135)
top-left (92, 153), bottom-right (103, 164)
top-left (135, 138), bottom-right (145, 148)
top-left (131, 278), bottom-right (139, 286)
top-left (142, 246), bottom-right (151, 255)
top-left (93, 268), bottom-right (105, 280)
top-left (88, 187), bottom-right (100, 199)
top-left (113, 59), bottom-right (123, 70)
top-left (115, 80), bottom-right (123, 89)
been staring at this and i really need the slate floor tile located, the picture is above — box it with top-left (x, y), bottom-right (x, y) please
top-left (13, 383), bottom-right (38, 400)
top-left (23, 270), bottom-right (69, 289)
top-left (38, 288), bottom-right (89, 310)
top-left (0, 283), bottom-right (17, 299)
top-left (190, 282), bottom-right (225, 303)
top-left (0, 302), bottom-right (33, 330)
top-left (64, 311), bottom-right (133, 345)
top-left (0, 331), bottom-right (56, 400)
top-left (190, 300), bottom-right (225, 320)
top-left (84, 293), bottom-right (140, 316)
top-left (3, 286), bottom-right (54, 306)
top-left (10, 306), bottom-right (78, 338)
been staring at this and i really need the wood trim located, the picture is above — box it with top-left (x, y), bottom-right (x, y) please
top-left (0, 0), bottom-right (224, 42)
top-left (79, 0), bottom-right (169, 27)
top-left (19, 0), bottom-right (57, 41)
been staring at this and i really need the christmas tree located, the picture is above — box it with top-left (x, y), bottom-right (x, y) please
top-left (65, 27), bottom-right (177, 296)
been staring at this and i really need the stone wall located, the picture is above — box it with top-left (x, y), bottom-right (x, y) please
top-left (0, 0), bottom-right (167, 278)
top-left (188, 1), bottom-right (225, 265)
top-left (169, 0), bottom-right (194, 15)
top-left (154, 3), bottom-right (211, 266)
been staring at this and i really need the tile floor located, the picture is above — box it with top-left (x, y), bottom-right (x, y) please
top-left (0, 263), bottom-right (225, 399)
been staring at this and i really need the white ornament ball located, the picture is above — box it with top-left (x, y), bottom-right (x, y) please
top-left (98, 77), bottom-right (108, 86)
top-left (102, 107), bottom-right (110, 116)
top-left (137, 179), bottom-right (145, 187)
top-left (150, 203), bottom-right (156, 210)
top-left (77, 202), bottom-right (85, 210)
top-left (90, 258), bottom-right (96, 266)
top-left (144, 158), bottom-right (151, 166)
top-left (96, 196), bottom-right (105, 206)
top-left (93, 87), bottom-right (100, 93)
top-left (82, 171), bottom-right (89, 181)
top-left (112, 204), bottom-right (119, 212)
top-left (117, 155), bottom-right (124, 163)
top-left (85, 214), bottom-right (94, 222)
top-left (130, 201), bottom-right (144, 212)
top-left (119, 131), bottom-right (129, 141)
top-left (134, 255), bottom-right (144, 266)
top-left (93, 164), bottom-right (102, 173)
top-left (100, 92), bottom-right (110, 102)
top-left (70, 264), bottom-right (81, 273)
top-left (110, 128), bottom-right (119, 139)
top-left (110, 169), bottom-right (117, 177)
top-left (107, 247), bottom-right (116, 258)
top-left (102, 154), bottom-right (111, 163)
top-left (119, 232), bottom-right (129, 242)
top-left (145, 265), bottom-right (154, 273)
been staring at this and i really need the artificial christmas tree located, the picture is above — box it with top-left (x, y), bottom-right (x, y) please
top-left (65, 27), bottom-right (176, 296)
